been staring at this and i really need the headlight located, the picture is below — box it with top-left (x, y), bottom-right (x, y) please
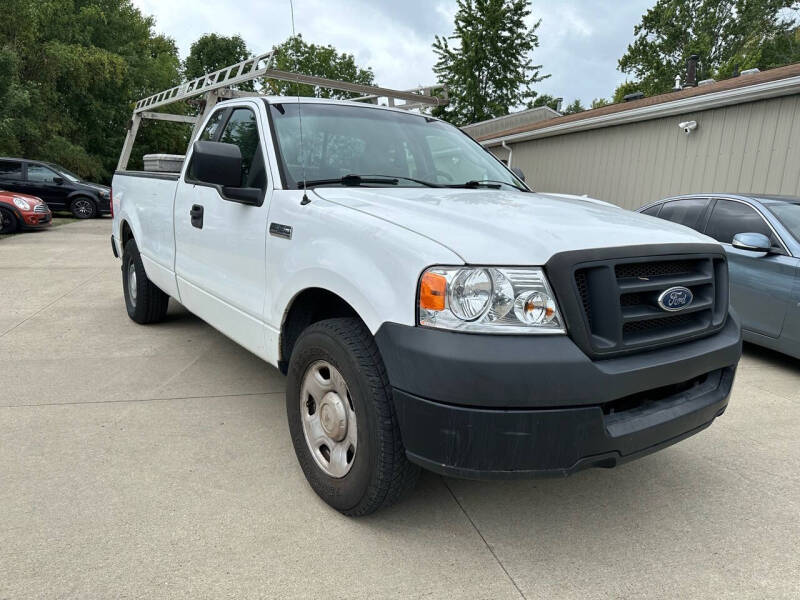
top-left (99, 190), bottom-right (110, 198)
top-left (13, 197), bottom-right (30, 210)
top-left (418, 266), bottom-right (565, 334)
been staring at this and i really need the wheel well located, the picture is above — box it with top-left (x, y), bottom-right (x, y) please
top-left (279, 288), bottom-right (361, 374)
top-left (121, 220), bottom-right (134, 247)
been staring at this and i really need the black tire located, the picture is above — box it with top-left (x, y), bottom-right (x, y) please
top-left (122, 239), bottom-right (170, 324)
top-left (0, 208), bottom-right (17, 234)
top-left (286, 318), bottom-right (419, 516)
top-left (70, 196), bottom-right (97, 219)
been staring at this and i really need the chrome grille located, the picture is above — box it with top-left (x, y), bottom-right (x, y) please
top-left (33, 204), bottom-right (49, 213)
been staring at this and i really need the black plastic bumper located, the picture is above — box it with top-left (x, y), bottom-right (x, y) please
top-left (375, 318), bottom-right (741, 478)
top-left (110, 234), bottom-right (119, 258)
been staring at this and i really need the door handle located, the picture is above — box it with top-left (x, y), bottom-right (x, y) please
top-left (190, 204), bottom-right (204, 229)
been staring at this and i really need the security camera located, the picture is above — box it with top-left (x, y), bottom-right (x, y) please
top-left (679, 120), bottom-right (698, 134)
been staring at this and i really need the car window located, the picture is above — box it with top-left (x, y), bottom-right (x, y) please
top-left (218, 107), bottom-right (264, 188)
top-left (0, 161), bottom-right (23, 180)
top-left (764, 202), bottom-right (800, 243)
top-left (641, 204), bottom-right (662, 217)
top-left (198, 110), bottom-right (226, 142)
top-left (656, 199), bottom-right (708, 231)
top-left (26, 164), bottom-right (61, 183)
top-left (269, 102), bottom-right (526, 190)
top-left (705, 199), bottom-right (776, 245)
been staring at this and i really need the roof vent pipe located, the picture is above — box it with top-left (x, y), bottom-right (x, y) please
top-left (623, 91), bottom-right (645, 102)
top-left (673, 75), bottom-right (682, 91)
top-left (685, 54), bottom-right (700, 87)
top-left (741, 68), bottom-right (761, 76)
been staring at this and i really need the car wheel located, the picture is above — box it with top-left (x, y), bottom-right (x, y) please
top-left (0, 208), bottom-right (17, 234)
top-left (122, 239), bottom-right (170, 324)
top-left (286, 317), bottom-right (419, 516)
top-left (70, 197), bottom-right (97, 219)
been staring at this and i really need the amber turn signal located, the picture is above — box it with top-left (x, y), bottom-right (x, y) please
top-left (419, 272), bottom-right (447, 311)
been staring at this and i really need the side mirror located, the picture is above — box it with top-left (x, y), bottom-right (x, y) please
top-left (190, 141), bottom-right (262, 206)
top-left (52, 176), bottom-right (64, 185)
top-left (511, 166), bottom-right (526, 182)
top-left (732, 232), bottom-right (771, 254)
top-left (191, 141), bottom-right (243, 187)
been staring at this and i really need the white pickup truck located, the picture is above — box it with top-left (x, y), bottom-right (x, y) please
top-left (111, 96), bottom-right (742, 515)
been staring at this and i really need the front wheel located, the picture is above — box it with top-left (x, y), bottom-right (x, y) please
top-left (71, 197), bottom-right (96, 219)
top-left (286, 318), bottom-right (419, 516)
top-left (0, 208), bottom-right (17, 234)
top-left (122, 239), bottom-right (170, 324)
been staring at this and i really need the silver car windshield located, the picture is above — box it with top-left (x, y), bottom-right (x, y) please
top-left (764, 202), bottom-right (800, 242)
top-left (267, 102), bottom-right (526, 191)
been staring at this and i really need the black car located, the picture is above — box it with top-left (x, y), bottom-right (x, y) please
top-left (0, 158), bottom-right (110, 219)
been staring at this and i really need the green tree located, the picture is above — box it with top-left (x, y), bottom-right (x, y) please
top-left (612, 80), bottom-right (645, 104)
top-left (184, 33), bottom-right (253, 90)
top-left (0, 0), bottom-right (184, 181)
top-left (432, 0), bottom-right (549, 126)
top-left (562, 99), bottom-right (585, 115)
top-left (532, 94), bottom-right (561, 111)
top-left (263, 35), bottom-right (375, 99)
top-left (619, 0), bottom-right (800, 97)
top-left (591, 97), bottom-right (611, 109)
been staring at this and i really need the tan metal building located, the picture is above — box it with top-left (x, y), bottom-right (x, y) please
top-left (475, 63), bottom-right (800, 210)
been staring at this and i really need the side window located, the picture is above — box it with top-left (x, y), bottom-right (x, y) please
top-left (218, 107), bottom-right (264, 188)
top-left (0, 161), bottom-right (23, 180)
top-left (26, 165), bottom-right (60, 183)
top-left (656, 199), bottom-right (709, 231)
top-left (198, 110), bottom-right (225, 142)
top-left (705, 199), bottom-right (775, 245)
top-left (641, 204), bottom-right (662, 217)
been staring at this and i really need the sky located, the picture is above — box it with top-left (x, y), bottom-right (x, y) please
top-left (132, 0), bottom-right (656, 106)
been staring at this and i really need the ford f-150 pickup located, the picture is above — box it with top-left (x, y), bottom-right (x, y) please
top-left (111, 96), bottom-right (742, 515)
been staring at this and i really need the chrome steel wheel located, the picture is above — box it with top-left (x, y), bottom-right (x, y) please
top-left (127, 262), bottom-right (137, 308)
top-left (300, 360), bottom-right (357, 478)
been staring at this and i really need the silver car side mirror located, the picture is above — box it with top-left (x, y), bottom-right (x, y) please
top-left (732, 232), bottom-right (771, 254)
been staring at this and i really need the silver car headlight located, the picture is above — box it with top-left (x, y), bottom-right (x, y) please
top-left (13, 197), bottom-right (31, 210)
top-left (418, 266), bottom-right (565, 334)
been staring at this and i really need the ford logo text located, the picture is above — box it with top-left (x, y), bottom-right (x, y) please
top-left (657, 286), bottom-right (693, 312)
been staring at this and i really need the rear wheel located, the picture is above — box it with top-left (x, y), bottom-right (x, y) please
top-left (71, 197), bottom-right (96, 219)
top-left (122, 239), bottom-right (169, 324)
top-left (286, 318), bottom-right (419, 516)
top-left (0, 208), bottom-right (17, 234)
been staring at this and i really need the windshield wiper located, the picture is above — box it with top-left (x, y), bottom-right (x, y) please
top-left (445, 180), bottom-right (525, 190)
top-left (297, 174), bottom-right (442, 189)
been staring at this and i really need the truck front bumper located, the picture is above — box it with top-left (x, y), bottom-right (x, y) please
top-left (375, 317), bottom-right (741, 479)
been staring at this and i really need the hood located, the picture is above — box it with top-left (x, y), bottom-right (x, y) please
top-left (79, 182), bottom-right (110, 193)
top-left (312, 187), bottom-right (717, 264)
top-left (0, 191), bottom-right (45, 206)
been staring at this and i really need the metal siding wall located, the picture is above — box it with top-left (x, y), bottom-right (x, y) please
top-left (502, 95), bottom-right (800, 209)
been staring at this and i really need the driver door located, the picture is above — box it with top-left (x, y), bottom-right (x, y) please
top-left (174, 103), bottom-right (273, 359)
top-left (703, 198), bottom-right (798, 338)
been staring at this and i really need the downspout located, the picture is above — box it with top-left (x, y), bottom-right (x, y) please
top-left (501, 140), bottom-right (513, 168)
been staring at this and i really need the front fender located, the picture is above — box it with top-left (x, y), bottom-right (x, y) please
top-left (266, 192), bottom-right (462, 335)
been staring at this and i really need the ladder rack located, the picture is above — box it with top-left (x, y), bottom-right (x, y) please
top-left (117, 51), bottom-right (447, 171)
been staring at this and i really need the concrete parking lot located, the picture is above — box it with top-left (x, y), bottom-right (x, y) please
top-left (1, 219), bottom-right (799, 599)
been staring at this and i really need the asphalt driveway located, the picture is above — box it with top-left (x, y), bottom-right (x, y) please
top-left (1, 220), bottom-right (798, 599)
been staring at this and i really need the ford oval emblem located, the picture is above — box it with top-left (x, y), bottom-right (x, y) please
top-left (657, 286), bottom-right (693, 312)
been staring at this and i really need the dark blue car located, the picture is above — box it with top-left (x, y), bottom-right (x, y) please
top-left (639, 194), bottom-right (800, 359)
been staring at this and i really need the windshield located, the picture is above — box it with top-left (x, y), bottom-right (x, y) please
top-left (46, 163), bottom-right (81, 182)
top-left (764, 202), bottom-right (800, 242)
top-left (267, 102), bottom-right (527, 191)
